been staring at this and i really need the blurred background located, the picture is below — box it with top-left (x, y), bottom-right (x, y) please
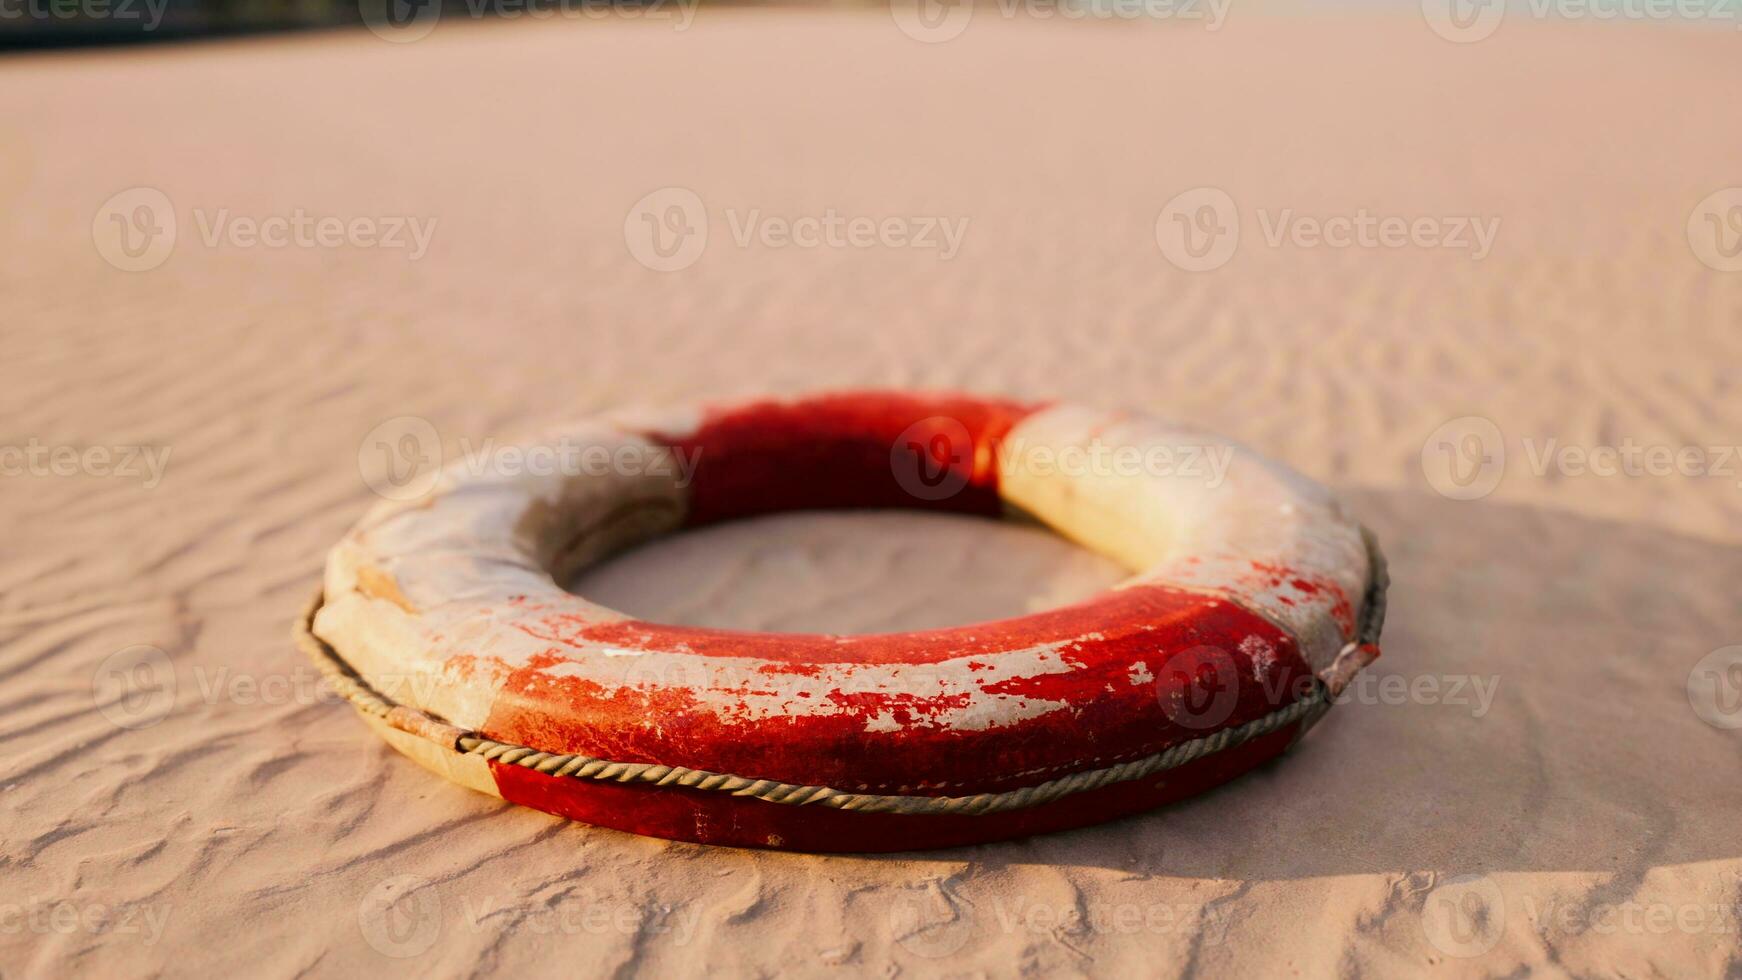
top-left (5, 1), bottom-right (1741, 976)
top-left (4, 0), bottom-right (833, 48)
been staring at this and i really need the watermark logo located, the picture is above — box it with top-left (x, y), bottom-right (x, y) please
top-left (1422, 875), bottom-right (1742, 955)
top-left (357, 419), bottom-right (706, 501)
top-left (1422, 416), bottom-right (1506, 500)
top-left (360, 0), bottom-right (696, 42)
top-left (1, 440), bottom-right (172, 489)
top-left (93, 645), bottom-right (175, 730)
top-left (889, 417), bottom-right (1236, 502)
top-left (890, 416), bottom-right (976, 502)
top-left (1255, 208), bottom-right (1499, 258)
top-left (1339, 671), bottom-right (1500, 718)
top-left (1426, 0), bottom-right (1742, 41)
top-left (1155, 187), bottom-right (1240, 272)
top-left (1157, 190), bottom-right (1499, 270)
top-left (885, 886), bottom-right (1238, 959)
top-left (893, 0), bottom-right (1229, 41)
top-left (190, 209), bottom-right (437, 259)
top-left (888, 883), bottom-right (976, 959)
top-left (1155, 644), bottom-right (1241, 730)
top-left (355, 881), bottom-right (700, 955)
top-left (359, 416), bottom-right (444, 501)
top-left (0, 0), bottom-right (171, 32)
top-left (0, 898), bottom-right (173, 947)
top-left (1422, 873), bottom-right (1506, 958)
top-left (1424, 417), bottom-right (1742, 499)
top-left (890, 0), bottom-right (974, 42)
top-left (1688, 645), bottom-right (1742, 730)
top-left (90, 659), bottom-right (463, 726)
top-left (1421, 0), bottom-right (1505, 42)
top-left (625, 187), bottom-right (709, 272)
top-left (93, 187), bottom-right (176, 273)
top-left (359, 875), bottom-right (443, 959)
top-left (722, 209), bottom-right (967, 258)
top-left (624, 187), bottom-right (969, 270)
top-left (1523, 893), bottom-right (1742, 937)
top-left (358, 0), bottom-right (441, 41)
top-left (1688, 188), bottom-right (1742, 273)
top-left (93, 189), bottom-right (437, 268)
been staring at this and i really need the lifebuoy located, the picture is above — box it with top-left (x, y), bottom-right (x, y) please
top-left (298, 391), bottom-right (1386, 851)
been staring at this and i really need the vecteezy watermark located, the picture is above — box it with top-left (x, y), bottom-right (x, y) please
top-left (1252, 209), bottom-right (1500, 260)
top-left (1419, 0), bottom-right (1507, 42)
top-left (887, 883), bottom-right (976, 959)
top-left (1156, 651), bottom-right (1501, 726)
top-left (1153, 187), bottom-right (1241, 272)
top-left (189, 664), bottom-right (404, 710)
top-left (887, 880), bottom-right (1233, 960)
top-left (1424, 0), bottom-right (1742, 42)
top-left (1337, 670), bottom-right (1499, 718)
top-left (359, 875), bottom-right (701, 959)
top-left (889, 416), bottom-right (1235, 503)
top-left (0, 0), bottom-right (168, 30)
top-left (1687, 645), bottom-right (1742, 730)
top-left (1422, 874), bottom-right (1507, 958)
top-left (357, 416), bottom-right (704, 501)
top-left (1155, 187), bottom-right (1501, 271)
top-left (91, 652), bottom-right (466, 730)
top-left (1423, 872), bottom-right (1742, 959)
top-left (1422, 415), bottom-right (1742, 500)
top-left (890, 0), bottom-right (1231, 43)
top-left (93, 645), bottom-right (176, 730)
top-left (92, 187), bottom-right (176, 273)
top-left (357, 416), bottom-right (444, 501)
top-left (0, 439), bottom-right (171, 489)
top-left (1421, 416), bottom-right (1506, 501)
top-left (1688, 188), bottom-right (1742, 273)
top-left (624, 186), bottom-right (969, 272)
top-left (358, 0), bottom-right (697, 43)
top-left (359, 875), bottom-right (443, 959)
top-left (93, 187), bottom-right (437, 272)
top-left (1155, 645), bottom-right (1243, 729)
top-left (191, 209), bottom-right (437, 259)
top-left (1522, 894), bottom-right (1742, 939)
top-left (0, 898), bottom-right (173, 948)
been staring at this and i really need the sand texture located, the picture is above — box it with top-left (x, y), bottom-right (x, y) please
top-left (3, 8), bottom-right (1741, 977)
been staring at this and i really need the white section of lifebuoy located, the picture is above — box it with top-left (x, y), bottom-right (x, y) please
top-left (314, 397), bottom-right (1372, 739)
top-left (997, 404), bottom-right (1369, 672)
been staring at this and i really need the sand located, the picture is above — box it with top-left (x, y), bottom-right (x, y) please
top-left (4, 7), bottom-right (1741, 977)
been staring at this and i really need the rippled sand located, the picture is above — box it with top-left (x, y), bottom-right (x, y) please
top-left (3, 8), bottom-right (1741, 976)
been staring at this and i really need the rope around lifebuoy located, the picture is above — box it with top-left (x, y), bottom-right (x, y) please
top-left (293, 527), bottom-right (1387, 817)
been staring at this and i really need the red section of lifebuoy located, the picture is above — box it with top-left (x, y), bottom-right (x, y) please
top-left (651, 391), bottom-right (1040, 524)
top-left (487, 586), bottom-right (1314, 798)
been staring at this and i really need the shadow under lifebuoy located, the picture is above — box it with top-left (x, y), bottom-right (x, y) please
top-left (908, 487), bottom-right (1742, 878)
top-left (559, 487), bottom-right (1740, 876)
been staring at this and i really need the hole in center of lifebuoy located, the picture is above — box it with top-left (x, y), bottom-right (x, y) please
top-left (565, 510), bottom-right (1127, 634)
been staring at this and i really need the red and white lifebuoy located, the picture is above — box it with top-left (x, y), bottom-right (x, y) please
top-left (300, 391), bottom-right (1386, 851)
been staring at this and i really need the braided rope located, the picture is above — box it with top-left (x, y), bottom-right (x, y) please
top-left (453, 691), bottom-right (1327, 816)
top-left (1357, 524), bottom-right (1390, 650)
top-left (295, 527), bottom-right (1386, 816)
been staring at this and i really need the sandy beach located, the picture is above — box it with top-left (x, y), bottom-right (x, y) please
top-left (3, 7), bottom-right (1741, 976)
